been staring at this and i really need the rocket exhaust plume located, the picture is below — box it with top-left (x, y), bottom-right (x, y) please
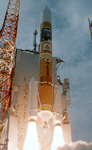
top-left (51, 125), bottom-right (65, 150)
top-left (23, 121), bottom-right (39, 150)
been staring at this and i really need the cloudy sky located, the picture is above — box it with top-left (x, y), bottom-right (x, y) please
top-left (1, 0), bottom-right (92, 147)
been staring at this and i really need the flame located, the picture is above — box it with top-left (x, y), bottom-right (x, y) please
top-left (23, 121), bottom-right (39, 150)
top-left (51, 125), bottom-right (65, 150)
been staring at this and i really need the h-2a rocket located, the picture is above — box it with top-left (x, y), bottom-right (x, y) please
top-left (39, 6), bottom-right (53, 111)
top-left (28, 6), bottom-right (64, 128)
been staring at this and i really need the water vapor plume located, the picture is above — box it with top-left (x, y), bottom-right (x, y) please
top-left (56, 141), bottom-right (92, 150)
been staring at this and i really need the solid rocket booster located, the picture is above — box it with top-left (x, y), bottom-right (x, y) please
top-left (39, 6), bottom-right (53, 111)
top-left (28, 78), bottom-right (38, 121)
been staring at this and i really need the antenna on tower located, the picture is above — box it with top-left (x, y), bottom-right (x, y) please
top-left (24, 29), bottom-right (39, 54)
top-left (33, 29), bottom-right (38, 52)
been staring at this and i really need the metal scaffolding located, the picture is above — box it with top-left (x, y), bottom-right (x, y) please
top-left (0, 0), bottom-right (21, 149)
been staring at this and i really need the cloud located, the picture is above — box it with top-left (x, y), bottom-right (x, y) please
top-left (57, 141), bottom-right (92, 150)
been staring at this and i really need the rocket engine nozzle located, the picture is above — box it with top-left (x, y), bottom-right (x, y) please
top-left (38, 110), bottom-right (53, 128)
top-left (41, 121), bottom-right (48, 128)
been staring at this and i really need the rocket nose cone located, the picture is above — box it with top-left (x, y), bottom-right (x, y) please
top-left (41, 6), bottom-right (51, 23)
top-left (44, 6), bottom-right (50, 10)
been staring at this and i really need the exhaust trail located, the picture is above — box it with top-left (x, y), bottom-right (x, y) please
top-left (51, 126), bottom-right (65, 150)
top-left (23, 121), bottom-right (40, 150)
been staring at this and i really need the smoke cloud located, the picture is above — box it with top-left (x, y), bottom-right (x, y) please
top-left (57, 141), bottom-right (92, 150)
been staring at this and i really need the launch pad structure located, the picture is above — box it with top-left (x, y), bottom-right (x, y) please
top-left (0, 1), bottom-right (72, 150)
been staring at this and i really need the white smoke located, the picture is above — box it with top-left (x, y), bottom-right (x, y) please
top-left (57, 141), bottom-right (92, 150)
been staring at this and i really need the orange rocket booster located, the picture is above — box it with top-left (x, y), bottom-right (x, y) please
top-left (39, 6), bottom-right (53, 111)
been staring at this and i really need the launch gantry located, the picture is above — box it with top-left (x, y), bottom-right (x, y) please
top-left (0, 0), bottom-right (21, 149)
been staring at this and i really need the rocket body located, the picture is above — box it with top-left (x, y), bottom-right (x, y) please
top-left (28, 6), bottom-right (64, 126)
top-left (23, 7), bottom-right (72, 150)
top-left (39, 6), bottom-right (53, 111)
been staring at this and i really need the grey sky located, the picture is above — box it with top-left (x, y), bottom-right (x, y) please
top-left (1, 0), bottom-right (92, 144)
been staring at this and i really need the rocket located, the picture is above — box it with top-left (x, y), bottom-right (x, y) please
top-left (26, 7), bottom-right (72, 150)
top-left (39, 6), bottom-right (53, 111)
top-left (28, 6), bottom-right (62, 127)
top-left (38, 6), bottom-right (55, 127)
